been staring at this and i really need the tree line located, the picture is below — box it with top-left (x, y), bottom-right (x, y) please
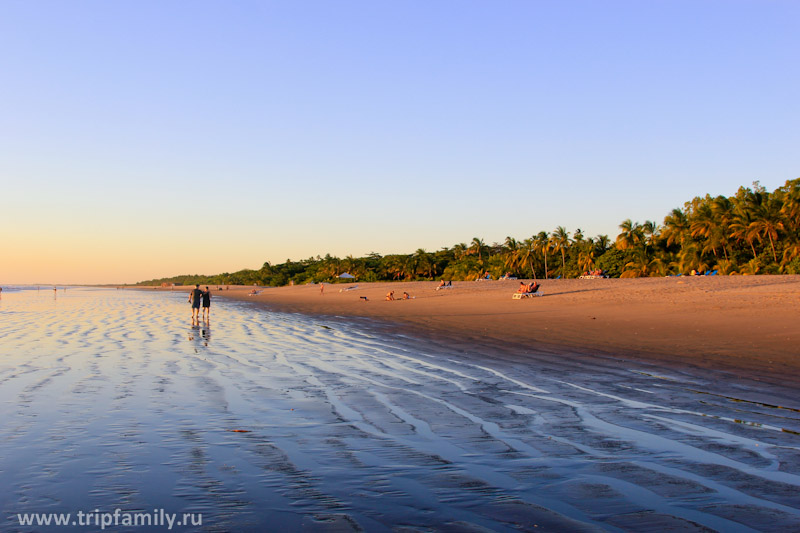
top-left (138, 179), bottom-right (800, 286)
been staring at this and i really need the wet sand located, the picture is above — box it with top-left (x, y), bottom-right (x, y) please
top-left (2, 287), bottom-right (799, 531)
top-left (187, 276), bottom-right (800, 389)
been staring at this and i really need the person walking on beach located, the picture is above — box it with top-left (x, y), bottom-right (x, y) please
top-left (320, 283), bottom-right (324, 296)
top-left (201, 286), bottom-right (211, 321)
top-left (189, 284), bottom-right (202, 321)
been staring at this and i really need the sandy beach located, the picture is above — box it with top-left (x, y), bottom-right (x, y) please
top-left (158, 276), bottom-right (800, 389)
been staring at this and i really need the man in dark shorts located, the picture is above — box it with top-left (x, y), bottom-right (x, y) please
top-left (189, 284), bottom-right (202, 321)
top-left (201, 286), bottom-right (211, 321)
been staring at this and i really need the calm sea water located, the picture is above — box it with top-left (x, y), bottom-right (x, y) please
top-left (0, 288), bottom-right (798, 532)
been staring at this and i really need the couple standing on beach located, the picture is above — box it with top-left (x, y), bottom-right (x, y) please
top-left (189, 284), bottom-right (211, 321)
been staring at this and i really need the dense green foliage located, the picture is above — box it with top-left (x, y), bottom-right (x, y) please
top-left (138, 179), bottom-right (800, 286)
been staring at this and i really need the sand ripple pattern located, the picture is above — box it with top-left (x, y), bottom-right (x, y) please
top-left (0, 288), bottom-right (798, 532)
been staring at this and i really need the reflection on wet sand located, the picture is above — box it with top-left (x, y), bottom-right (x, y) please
top-left (0, 288), bottom-right (798, 532)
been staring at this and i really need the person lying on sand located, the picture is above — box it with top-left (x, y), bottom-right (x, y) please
top-left (402, 292), bottom-right (410, 300)
top-left (386, 291), bottom-right (395, 301)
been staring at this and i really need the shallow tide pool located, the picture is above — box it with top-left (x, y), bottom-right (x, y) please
top-left (0, 288), bottom-right (798, 532)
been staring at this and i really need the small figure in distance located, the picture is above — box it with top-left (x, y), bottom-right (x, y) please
top-left (201, 286), bottom-right (211, 321)
top-left (189, 284), bottom-right (202, 321)
top-left (436, 280), bottom-right (453, 291)
top-left (386, 291), bottom-right (395, 301)
top-left (320, 283), bottom-right (324, 296)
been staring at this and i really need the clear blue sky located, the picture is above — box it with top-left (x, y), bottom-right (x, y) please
top-left (1, 1), bottom-right (798, 283)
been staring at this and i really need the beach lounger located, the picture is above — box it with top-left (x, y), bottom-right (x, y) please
top-left (512, 291), bottom-right (542, 299)
top-left (339, 285), bottom-right (359, 292)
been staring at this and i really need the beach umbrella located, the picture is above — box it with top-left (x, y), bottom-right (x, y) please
top-left (338, 273), bottom-right (355, 279)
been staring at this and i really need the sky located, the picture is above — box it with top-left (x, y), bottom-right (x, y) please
top-left (1, 0), bottom-right (798, 284)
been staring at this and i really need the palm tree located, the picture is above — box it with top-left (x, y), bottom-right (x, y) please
top-left (689, 204), bottom-right (727, 260)
top-left (551, 226), bottom-right (571, 276)
top-left (503, 237), bottom-right (521, 275)
top-left (452, 243), bottom-right (469, 261)
top-left (577, 240), bottom-right (596, 274)
top-left (780, 178), bottom-right (800, 230)
top-left (782, 240), bottom-right (800, 268)
top-left (342, 255), bottom-right (356, 275)
top-left (469, 237), bottom-right (487, 266)
top-left (748, 199), bottom-right (784, 262)
top-left (519, 238), bottom-right (536, 278)
top-left (413, 248), bottom-right (434, 278)
top-left (711, 196), bottom-right (733, 260)
top-left (622, 249), bottom-right (665, 278)
top-left (639, 220), bottom-right (660, 258)
top-left (730, 208), bottom-right (759, 259)
top-left (595, 234), bottom-right (611, 254)
top-left (383, 255), bottom-right (404, 280)
top-left (616, 219), bottom-right (644, 251)
top-left (739, 258), bottom-right (761, 275)
top-left (677, 243), bottom-right (709, 274)
top-left (661, 208), bottom-right (689, 248)
top-left (534, 232), bottom-right (551, 279)
top-left (322, 255), bottom-right (341, 279)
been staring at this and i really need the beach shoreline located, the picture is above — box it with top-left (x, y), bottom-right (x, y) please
top-left (138, 276), bottom-right (800, 393)
top-left (8, 286), bottom-right (799, 529)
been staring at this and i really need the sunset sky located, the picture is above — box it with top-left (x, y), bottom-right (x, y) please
top-left (2, 1), bottom-right (798, 284)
